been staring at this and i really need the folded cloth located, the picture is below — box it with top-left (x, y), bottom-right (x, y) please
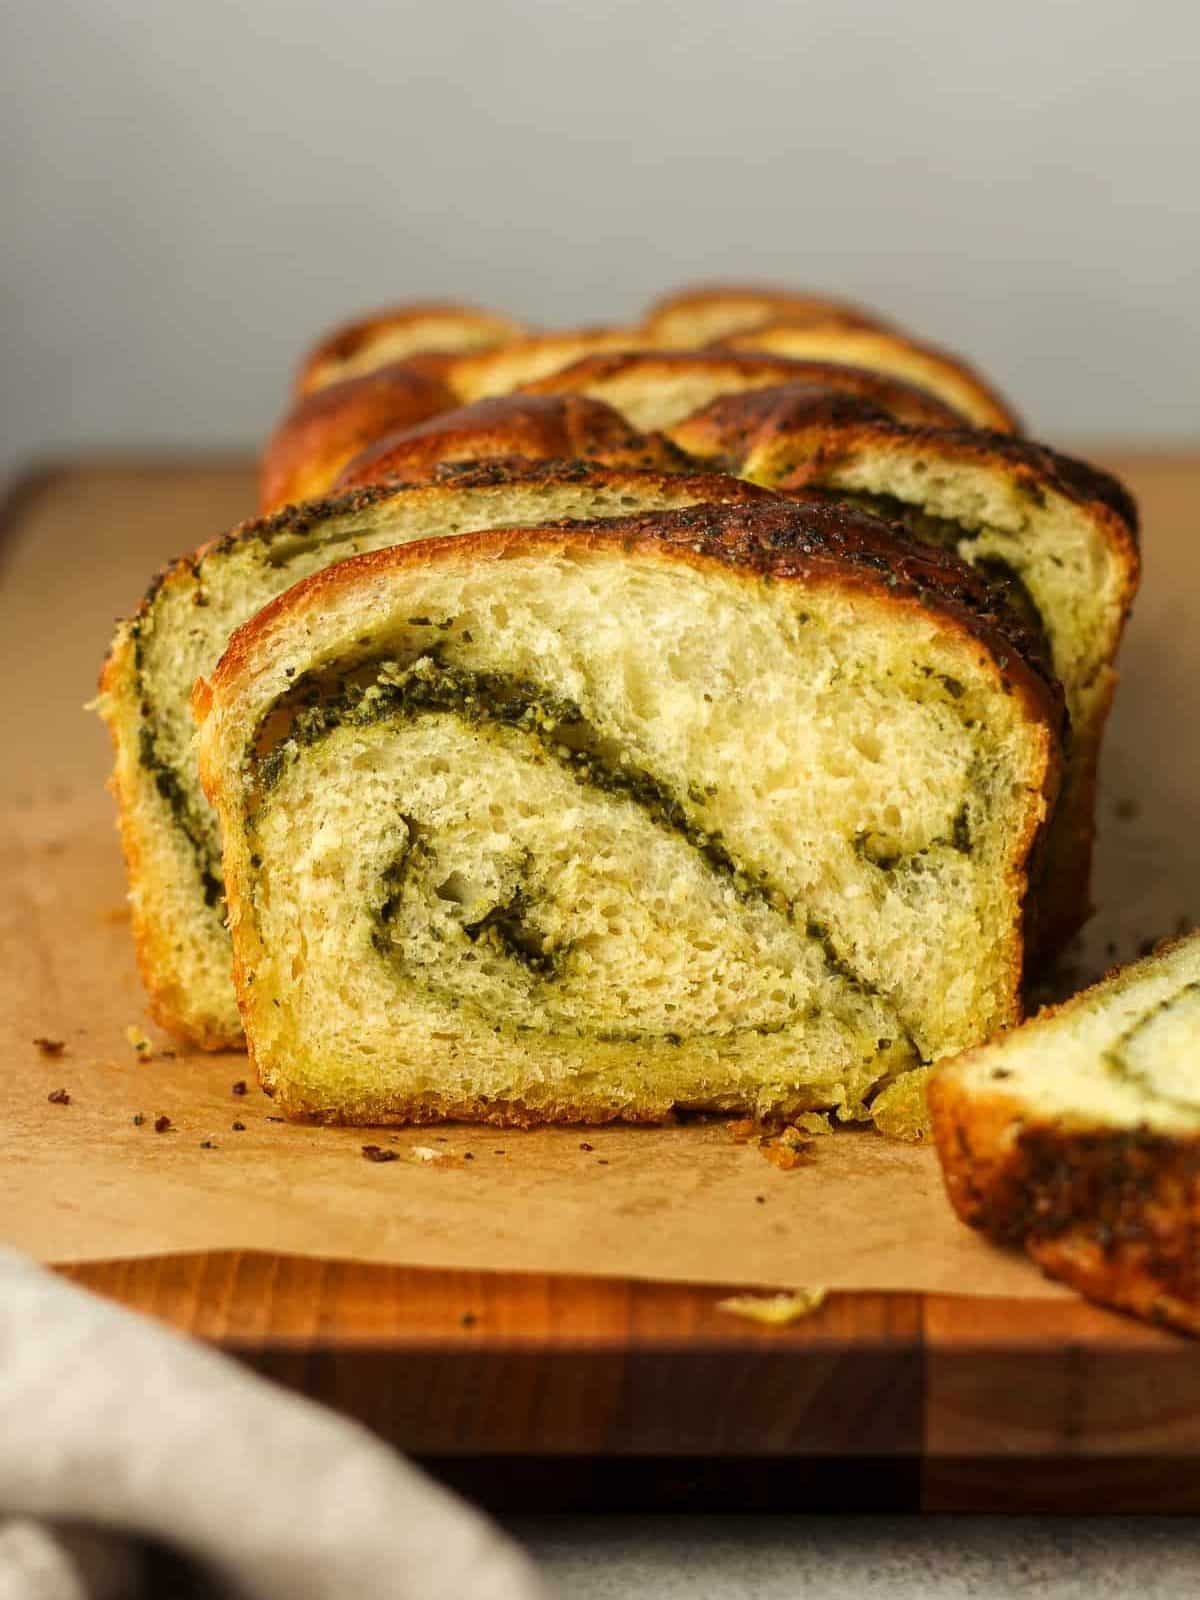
top-left (0, 1250), bottom-right (549, 1600)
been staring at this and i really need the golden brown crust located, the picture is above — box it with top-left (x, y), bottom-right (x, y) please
top-left (719, 322), bottom-right (1023, 433)
top-left (520, 348), bottom-right (841, 398)
top-left (743, 417), bottom-right (1141, 537)
top-left (259, 360), bottom-right (457, 513)
top-left (295, 302), bottom-right (529, 395)
top-left (446, 329), bottom-right (643, 402)
top-left (332, 393), bottom-right (692, 490)
top-left (200, 498), bottom-right (1065, 746)
top-left (929, 1072), bottom-right (1200, 1337)
top-left (668, 380), bottom-right (963, 468)
top-left (639, 282), bottom-right (892, 344)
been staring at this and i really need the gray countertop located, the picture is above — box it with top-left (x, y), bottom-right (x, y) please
top-left (511, 1516), bottom-right (1200, 1598)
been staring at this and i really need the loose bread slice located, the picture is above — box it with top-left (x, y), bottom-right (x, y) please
top-left (448, 330), bottom-right (645, 404)
top-left (739, 419), bottom-right (1140, 954)
top-left (194, 500), bottom-right (1062, 1125)
top-left (295, 302), bottom-right (529, 395)
top-left (719, 322), bottom-right (1021, 432)
top-left (96, 467), bottom-right (772, 1047)
top-left (930, 931), bottom-right (1200, 1335)
top-left (523, 352), bottom-right (969, 432)
top-left (259, 361), bottom-right (457, 513)
top-left (639, 283), bottom-right (892, 347)
top-left (333, 394), bottom-right (691, 490)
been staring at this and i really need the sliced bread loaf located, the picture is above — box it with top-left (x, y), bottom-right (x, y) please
top-left (96, 466), bottom-right (771, 1047)
top-left (194, 500), bottom-right (1063, 1124)
top-left (930, 931), bottom-right (1200, 1335)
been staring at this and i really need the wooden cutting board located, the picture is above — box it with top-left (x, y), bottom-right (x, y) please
top-left (7, 453), bottom-right (1200, 1512)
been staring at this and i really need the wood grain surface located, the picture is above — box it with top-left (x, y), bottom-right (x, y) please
top-left (9, 451), bottom-right (1200, 1512)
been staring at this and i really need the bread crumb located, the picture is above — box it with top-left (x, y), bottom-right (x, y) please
top-left (871, 1067), bottom-right (933, 1141)
top-left (33, 1037), bottom-right (65, 1056)
top-left (154, 1115), bottom-right (172, 1133)
top-left (758, 1122), bottom-right (825, 1169)
top-left (125, 1025), bottom-right (154, 1058)
top-left (412, 1145), bottom-right (444, 1162)
top-left (791, 1112), bottom-right (833, 1137)
top-left (717, 1288), bottom-right (827, 1325)
top-left (46, 1088), bottom-right (71, 1105)
top-left (361, 1144), bottom-right (399, 1163)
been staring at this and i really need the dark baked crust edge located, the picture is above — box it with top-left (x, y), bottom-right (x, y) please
top-left (295, 302), bottom-right (528, 393)
top-left (929, 1073), bottom-right (1200, 1337)
top-left (198, 497), bottom-right (1067, 754)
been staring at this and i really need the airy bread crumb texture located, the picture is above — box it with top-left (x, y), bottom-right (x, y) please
top-left (197, 531), bottom-right (1056, 1127)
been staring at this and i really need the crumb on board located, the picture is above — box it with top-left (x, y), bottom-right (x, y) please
top-left (154, 1115), bottom-right (172, 1133)
top-left (870, 1067), bottom-right (933, 1142)
top-left (460, 1312), bottom-right (478, 1328)
top-left (125, 1025), bottom-right (154, 1058)
top-left (717, 1288), bottom-right (828, 1326)
top-left (232, 1121), bottom-right (246, 1131)
top-left (731, 1113), bottom-right (832, 1168)
top-left (362, 1144), bottom-right (399, 1163)
top-left (132, 1113), bottom-right (145, 1126)
top-left (200, 1139), bottom-right (216, 1150)
top-left (579, 1141), bottom-right (594, 1152)
top-left (46, 1088), bottom-right (71, 1105)
top-left (759, 1119), bottom-right (830, 1169)
top-left (231, 1080), bottom-right (248, 1096)
top-left (33, 1037), bottom-right (66, 1056)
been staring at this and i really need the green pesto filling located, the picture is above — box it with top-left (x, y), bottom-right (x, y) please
top-left (131, 612), bottom-right (224, 908)
top-left (252, 649), bottom-right (782, 900)
top-left (246, 649), bottom-right (929, 1052)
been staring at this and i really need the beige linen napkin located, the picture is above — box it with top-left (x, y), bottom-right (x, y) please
top-left (0, 1250), bottom-right (548, 1600)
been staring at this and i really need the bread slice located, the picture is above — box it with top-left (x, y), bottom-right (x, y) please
top-left (667, 383), bottom-right (961, 467)
top-left (259, 361), bottom-right (457, 513)
top-left (95, 467), bottom-right (773, 1048)
top-left (929, 931), bottom-right (1200, 1335)
top-left (522, 352), bottom-right (969, 432)
top-left (447, 330), bottom-right (643, 403)
top-left (719, 322), bottom-right (1021, 432)
top-left (739, 419), bottom-right (1140, 954)
top-left (194, 500), bottom-right (1063, 1125)
top-left (639, 283), bottom-right (891, 347)
top-left (295, 302), bottom-right (529, 395)
top-left (333, 394), bottom-right (691, 490)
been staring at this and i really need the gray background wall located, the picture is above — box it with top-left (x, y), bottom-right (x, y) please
top-left (2, 0), bottom-right (1197, 480)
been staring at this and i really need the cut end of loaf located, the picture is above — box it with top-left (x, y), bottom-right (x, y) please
top-left (198, 502), bottom-right (1062, 1128)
